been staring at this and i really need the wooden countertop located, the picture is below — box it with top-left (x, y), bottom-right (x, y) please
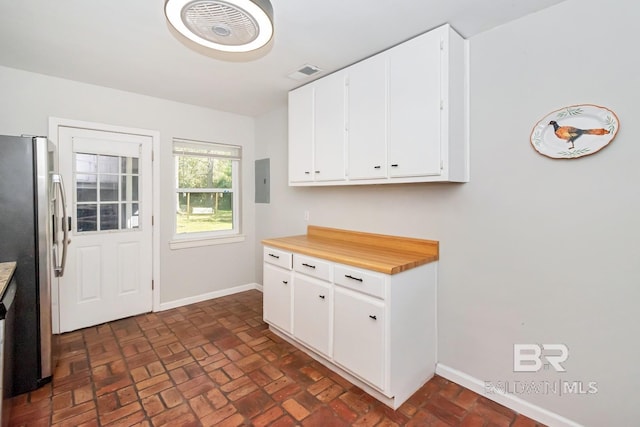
top-left (262, 226), bottom-right (438, 274)
top-left (0, 261), bottom-right (17, 300)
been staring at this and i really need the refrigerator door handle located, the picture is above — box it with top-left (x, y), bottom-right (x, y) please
top-left (52, 174), bottom-right (70, 277)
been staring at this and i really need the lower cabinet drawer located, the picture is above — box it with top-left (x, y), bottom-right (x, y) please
top-left (334, 264), bottom-right (385, 299)
top-left (293, 254), bottom-right (332, 282)
top-left (264, 247), bottom-right (293, 270)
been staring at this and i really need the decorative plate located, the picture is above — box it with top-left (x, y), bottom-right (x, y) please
top-left (530, 104), bottom-right (619, 159)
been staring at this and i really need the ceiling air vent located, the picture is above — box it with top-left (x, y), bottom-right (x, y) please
top-left (288, 64), bottom-right (323, 81)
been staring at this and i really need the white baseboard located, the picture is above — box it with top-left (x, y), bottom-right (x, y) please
top-left (435, 364), bottom-right (583, 427)
top-left (158, 282), bottom-right (262, 311)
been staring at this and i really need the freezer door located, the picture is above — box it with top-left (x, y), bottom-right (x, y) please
top-left (34, 136), bottom-right (53, 383)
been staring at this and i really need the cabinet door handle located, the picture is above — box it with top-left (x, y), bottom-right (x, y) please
top-left (304, 171), bottom-right (310, 175)
top-left (318, 295), bottom-right (325, 299)
top-left (268, 253), bottom-right (280, 259)
top-left (345, 274), bottom-right (363, 282)
top-left (374, 165), bottom-right (381, 169)
top-left (314, 171), bottom-right (320, 174)
top-left (390, 164), bottom-right (399, 167)
top-left (282, 280), bottom-right (288, 284)
top-left (369, 315), bottom-right (377, 320)
top-left (302, 263), bottom-right (316, 269)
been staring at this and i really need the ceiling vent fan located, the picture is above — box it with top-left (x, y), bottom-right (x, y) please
top-left (165, 0), bottom-right (274, 53)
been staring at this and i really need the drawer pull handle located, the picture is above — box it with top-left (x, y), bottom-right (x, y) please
top-left (391, 164), bottom-right (399, 167)
top-left (268, 253), bottom-right (280, 259)
top-left (282, 281), bottom-right (288, 284)
top-left (374, 165), bottom-right (381, 169)
top-left (345, 274), bottom-right (363, 282)
top-left (302, 263), bottom-right (316, 269)
top-left (315, 171), bottom-right (320, 174)
top-left (304, 171), bottom-right (310, 174)
top-left (369, 315), bottom-right (377, 320)
top-left (318, 295), bottom-right (325, 299)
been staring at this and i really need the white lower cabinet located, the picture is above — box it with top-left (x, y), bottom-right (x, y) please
top-left (262, 245), bottom-right (437, 409)
top-left (333, 287), bottom-right (385, 389)
top-left (262, 248), bottom-right (293, 334)
top-left (293, 276), bottom-right (331, 357)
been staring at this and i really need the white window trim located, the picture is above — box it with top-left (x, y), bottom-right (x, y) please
top-left (171, 138), bottom-right (242, 249)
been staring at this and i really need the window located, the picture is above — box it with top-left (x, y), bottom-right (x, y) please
top-left (75, 153), bottom-right (140, 233)
top-left (173, 139), bottom-right (241, 243)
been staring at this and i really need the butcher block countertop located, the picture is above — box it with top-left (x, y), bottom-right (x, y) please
top-left (0, 261), bottom-right (16, 300)
top-left (262, 226), bottom-right (438, 275)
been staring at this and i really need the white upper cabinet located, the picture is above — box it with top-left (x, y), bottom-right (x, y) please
top-left (288, 84), bottom-right (314, 182)
top-left (347, 54), bottom-right (388, 180)
top-left (387, 28), bottom-right (442, 178)
top-left (288, 24), bottom-right (468, 186)
top-left (288, 71), bottom-right (346, 183)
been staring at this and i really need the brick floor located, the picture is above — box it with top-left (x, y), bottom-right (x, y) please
top-left (8, 290), bottom-right (546, 426)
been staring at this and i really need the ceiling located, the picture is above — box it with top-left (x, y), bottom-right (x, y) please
top-left (0, 0), bottom-right (565, 117)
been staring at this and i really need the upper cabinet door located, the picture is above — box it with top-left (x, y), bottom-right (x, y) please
top-left (348, 54), bottom-right (388, 180)
top-left (313, 71), bottom-right (347, 182)
top-left (388, 29), bottom-right (442, 178)
top-left (289, 85), bottom-right (315, 182)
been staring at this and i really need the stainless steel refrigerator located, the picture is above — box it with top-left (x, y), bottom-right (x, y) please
top-left (0, 135), bottom-right (68, 396)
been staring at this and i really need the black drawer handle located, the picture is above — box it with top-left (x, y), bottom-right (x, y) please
top-left (304, 171), bottom-right (310, 174)
top-left (302, 263), bottom-right (316, 269)
top-left (369, 315), bottom-right (377, 320)
top-left (345, 274), bottom-right (363, 282)
top-left (268, 253), bottom-right (280, 259)
top-left (315, 171), bottom-right (320, 174)
top-left (374, 165), bottom-right (381, 169)
top-left (390, 164), bottom-right (399, 167)
top-left (318, 295), bottom-right (325, 299)
top-left (282, 280), bottom-right (288, 284)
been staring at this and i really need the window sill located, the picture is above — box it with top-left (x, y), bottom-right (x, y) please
top-left (169, 234), bottom-right (246, 250)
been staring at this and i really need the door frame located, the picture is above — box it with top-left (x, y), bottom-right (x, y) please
top-left (48, 117), bottom-right (161, 334)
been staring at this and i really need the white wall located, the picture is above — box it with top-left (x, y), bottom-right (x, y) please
top-left (255, 0), bottom-right (639, 424)
top-left (0, 65), bottom-right (256, 305)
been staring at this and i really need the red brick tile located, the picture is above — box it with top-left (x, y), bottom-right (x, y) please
top-left (283, 397), bottom-right (311, 421)
top-left (251, 405), bottom-right (284, 427)
top-left (199, 403), bottom-right (238, 427)
top-left (329, 398), bottom-right (358, 423)
top-left (140, 394), bottom-right (165, 417)
top-left (9, 290), bottom-right (542, 427)
top-left (160, 387), bottom-right (184, 408)
top-left (302, 406), bottom-right (350, 427)
top-left (99, 401), bottom-right (143, 425)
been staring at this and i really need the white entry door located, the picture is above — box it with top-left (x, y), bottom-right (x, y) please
top-left (57, 126), bottom-right (153, 332)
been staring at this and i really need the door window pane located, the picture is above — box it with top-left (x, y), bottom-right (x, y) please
top-left (121, 203), bottom-right (139, 229)
top-left (99, 174), bottom-right (119, 201)
top-left (121, 175), bottom-right (139, 202)
top-left (99, 155), bottom-right (119, 173)
top-left (76, 154), bottom-right (97, 173)
top-left (77, 204), bottom-right (97, 232)
top-left (121, 157), bottom-right (139, 174)
top-left (76, 174), bottom-right (97, 202)
top-left (74, 152), bottom-right (141, 233)
top-left (100, 204), bottom-right (119, 231)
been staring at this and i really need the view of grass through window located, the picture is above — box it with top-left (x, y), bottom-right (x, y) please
top-left (175, 148), bottom-right (235, 234)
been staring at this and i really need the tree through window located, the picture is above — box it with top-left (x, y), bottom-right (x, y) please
top-left (173, 139), bottom-right (241, 236)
